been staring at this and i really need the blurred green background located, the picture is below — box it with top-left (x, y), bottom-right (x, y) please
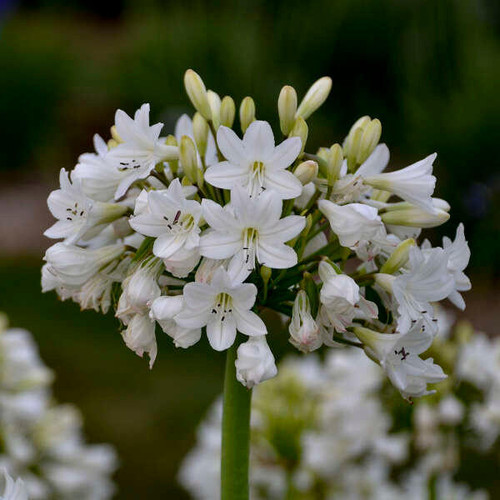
top-left (0, 0), bottom-right (499, 497)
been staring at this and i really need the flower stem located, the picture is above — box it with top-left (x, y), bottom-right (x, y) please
top-left (221, 340), bottom-right (252, 500)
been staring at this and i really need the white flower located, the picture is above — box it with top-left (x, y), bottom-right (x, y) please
top-left (73, 134), bottom-right (128, 202)
top-left (363, 153), bottom-right (437, 213)
top-left (130, 178), bottom-right (202, 260)
top-left (235, 336), bottom-right (277, 388)
top-left (163, 247), bottom-right (201, 279)
top-left (44, 169), bottom-right (127, 245)
top-left (1, 470), bottom-right (29, 500)
top-left (121, 313), bottom-right (157, 368)
top-left (391, 247), bottom-right (455, 332)
top-left (150, 295), bottom-right (202, 348)
top-left (175, 267), bottom-right (266, 351)
top-left (318, 261), bottom-right (377, 332)
top-left (116, 259), bottom-right (163, 322)
top-left (318, 200), bottom-right (385, 249)
top-left (442, 223), bottom-right (471, 310)
top-left (354, 322), bottom-right (447, 400)
top-left (204, 120), bottom-right (303, 199)
top-left (43, 243), bottom-right (124, 289)
top-left (289, 290), bottom-right (322, 353)
top-left (200, 187), bottom-right (305, 281)
top-left (107, 103), bottom-right (179, 199)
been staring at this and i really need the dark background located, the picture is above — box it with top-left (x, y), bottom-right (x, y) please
top-left (0, 0), bottom-right (499, 497)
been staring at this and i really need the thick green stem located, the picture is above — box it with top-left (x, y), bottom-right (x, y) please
top-left (221, 340), bottom-right (252, 500)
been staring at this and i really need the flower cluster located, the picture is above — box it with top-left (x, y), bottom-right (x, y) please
top-left (0, 313), bottom-right (117, 499)
top-left (180, 313), bottom-right (498, 500)
top-left (42, 69), bottom-right (470, 396)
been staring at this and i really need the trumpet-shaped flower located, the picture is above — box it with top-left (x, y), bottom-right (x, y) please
top-left (363, 154), bottom-right (437, 213)
top-left (204, 121), bottom-right (303, 199)
top-left (235, 336), bottom-right (277, 388)
top-left (200, 187), bottom-right (305, 281)
top-left (44, 169), bottom-right (128, 245)
top-left (175, 267), bottom-right (266, 351)
top-left (130, 178), bottom-right (202, 260)
top-left (107, 104), bottom-right (179, 199)
top-left (43, 243), bottom-right (124, 289)
top-left (442, 223), bottom-right (471, 310)
top-left (289, 290), bottom-right (322, 352)
top-left (318, 200), bottom-right (385, 249)
top-left (73, 134), bottom-right (128, 202)
top-left (121, 313), bottom-right (157, 368)
top-left (354, 322), bottom-right (447, 400)
top-left (150, 295), bottom-right (202, 348)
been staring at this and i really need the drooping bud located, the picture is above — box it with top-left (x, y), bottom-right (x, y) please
top-left (220, 96), bottom-right (236, 128)
top-left (380, 238), bottom-right (415, 274)
top-left (184, 69), bottom-right (212, 121)
top-left (289, 117), bottom-right (308, 156)
top-left (235, 336), bottom-right (277, 388)
top-left (289, 290), bottom-right (322, 353)
top-left (192, 112), bottom-right (209, 158)
top-left (239, 96), bottom-right (256, 133)
top-left (296, 76), bottom-right (332, 120)
top-left (179, 135), bottom-right (199, 184)
top-left (207, 90), bottom-right (221, 130)
top-left (381, 206), bottom-right (450, 228)
top-left (278, 85), bottom-right (297, 135)
top-left (294, 160), bottom-right (318, 185)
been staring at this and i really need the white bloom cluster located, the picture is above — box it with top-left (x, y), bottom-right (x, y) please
top-left (0, 314), bottom-right (117, 499)
top-left (181, 314), bottom-right (499, 499)
top-left (43, 69), bottom-right (470, 395)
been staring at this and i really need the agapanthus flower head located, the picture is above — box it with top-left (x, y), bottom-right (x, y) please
top-left (42, 69), bottom-right (470, 394)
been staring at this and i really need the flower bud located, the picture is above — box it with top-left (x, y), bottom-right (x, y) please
top-left (301, 271), bottom-right (319, 317)
top-left (235, 336), bottom-right (277, 388)
top-left (380, 238), bottom-right (415, 274)
top-left (289, 290), bottom-right (322, 353)
top-left (357, 118), bottom-right (382, 165)
top-left (184, 69), bottom-right (212, 121)
top-left (179, 135), bottom-right (199, 183)
top-left (121, 313), bottom-right (157, 368)
top-left (206, 90), bottom-right (221, 129)
top-left (289, 116), bottom-right (308, 156)
top-left (110, 125), bottom-right (122, 143)
top-left (278, 85), bottom-right (297, 135)
top-left (294, 160), bottom-right (318, 185)
top-left (239, 96), bottom-right (255, 133)
top-left (346, 126), bottom-right (364, 172)
top-left (192, 112), bottom-right (209, 158)
top-left (327, 143), bottom-right (344, 185)
top-left (381, 207), bottom-right (450, 228)
top-left (165, 134), bottom-right (179, 174)
top-left (220, 96), bottom-right (236, 128)
top-left (296, 76), bottom-right (332, 120)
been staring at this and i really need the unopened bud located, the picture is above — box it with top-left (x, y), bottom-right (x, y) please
top-left (260, 265), bottom-right (272, 286)
top-left (184, 69), bottom-right (212, 121)
top-left (381, 207), bottom-right (450, 228)
top-left (433, 198), bottom-right (451, 212)
top-left (220, 96), bottom-right (236, 128)
top-left (380, 238), bottom-right (415, 274)
top-left (301, 271), bottom-right (319, 317)
top-left (239, 96), bottom-right (256, 133)
top-left (192, 112), bottom-right (209, 158)
top-left (289, 117), bottom-right (308, 156)
top-left (110, 125), bottom-right (122, 143)
top-left (207, 90), bottom-right (221, 130)
top-left (278, 85), bottom-right (297, 135)
top-left (296, 76), bottom-right (332, 120)
top-left (327, 143), bottom-right (344, 185)
top-left (294, 160), bottom-right (318, 185)
top-left (179, 135), bottom-right (199, 183)
top-left (346, 126), bottom-right (363, 172)
top-left (165, 135), bottom-right (179, 174)
top-left (371, 189), bottom-right (392, 202)
top-left (196, 167), bottom-right (204, 189)
top-left (357, 118), bottom-right (382, 164)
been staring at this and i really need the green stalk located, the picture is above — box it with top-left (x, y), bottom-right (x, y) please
top-left (221, 340), bottom-right (252, 500)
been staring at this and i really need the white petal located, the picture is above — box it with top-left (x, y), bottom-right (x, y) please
top-left (260, 215), bottom-right (305, 242)
top-left (206, 316), bottom-right (237, 351)
top-left (233, 309), bottom-right (267, 336)
top-left (204, 161), bottom-right (247, 190)
top-left (217, 126), bottom-right (246, 164)
top-left (243, 121), bottom-right (275, 160)
top-left (267, 136), bottom-right (302, 170)
top-left (265, 169), bottom-right (303, 199)
top-left (257, 240), bottom-right (298, 269)
top-left (153, 233), bottom-right (187, 259)
top-left (200, 231), bottom-right (242, 259)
